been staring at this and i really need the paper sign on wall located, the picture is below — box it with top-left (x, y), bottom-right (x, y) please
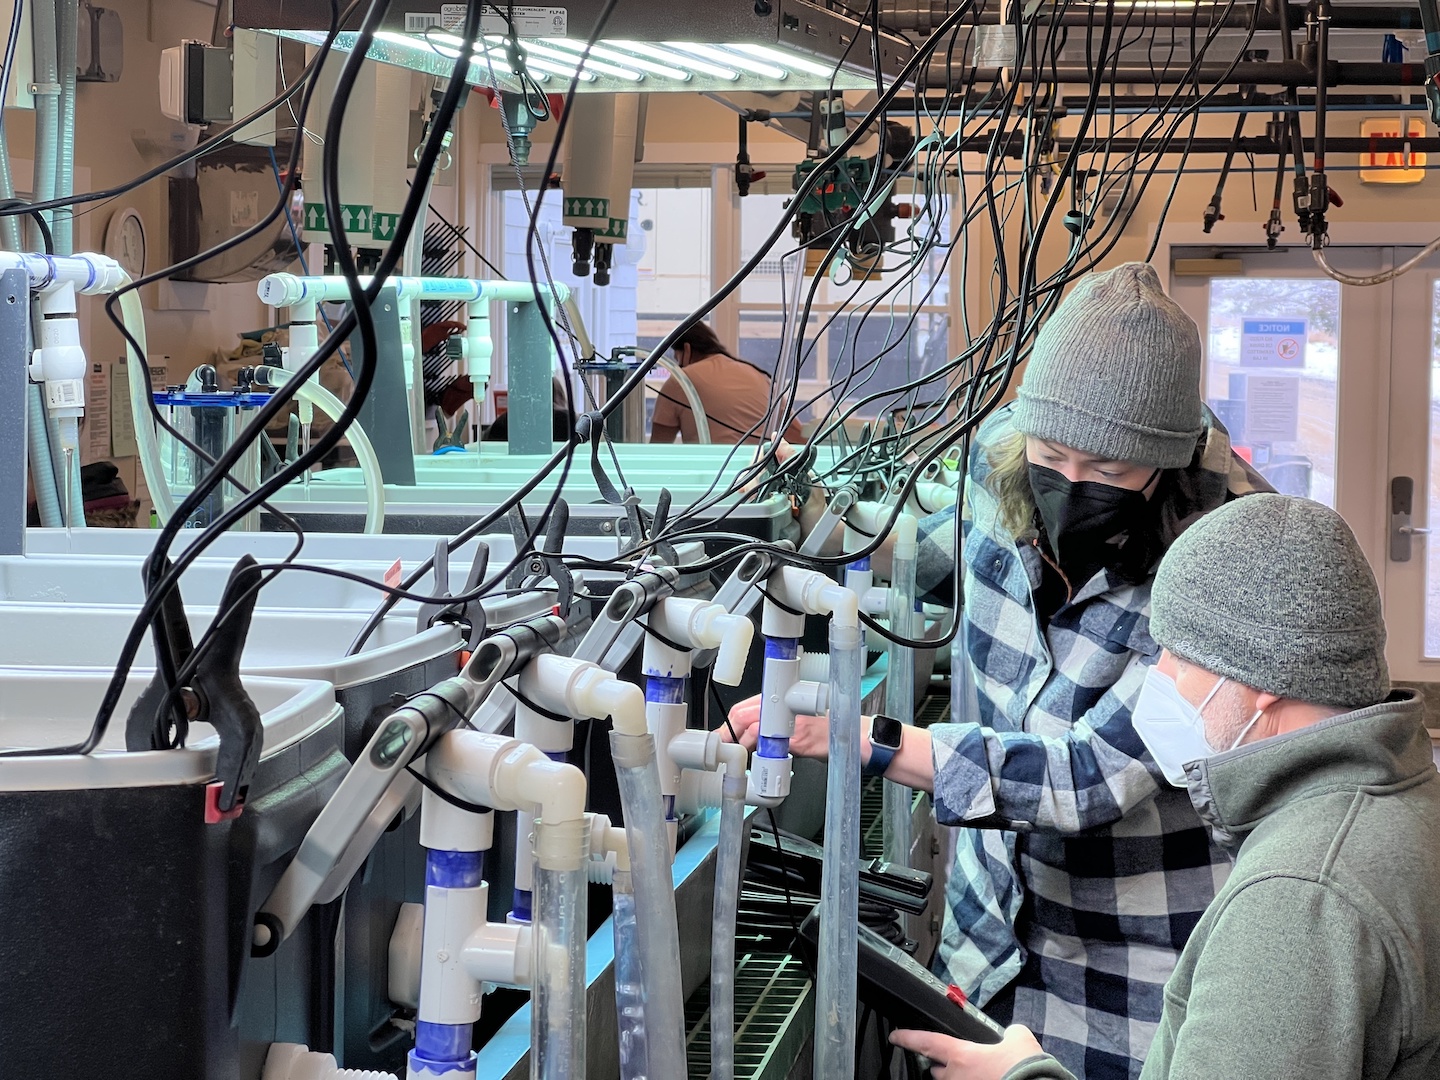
top-left (85, 361), bottom-right (110, 461)
top-left (1246, 375), bottom-right (1300, 443)
top-left (1241, 319), bottom-right (1307, 369)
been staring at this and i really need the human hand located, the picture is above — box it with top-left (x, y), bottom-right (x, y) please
top-left (718, 694), bottom-right (831, 761)
top-left (889, 1026), bottom-right (1046, 1080)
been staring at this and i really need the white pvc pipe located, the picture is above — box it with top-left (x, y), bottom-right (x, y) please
top-left (258, 272), bottom-right (572, 307)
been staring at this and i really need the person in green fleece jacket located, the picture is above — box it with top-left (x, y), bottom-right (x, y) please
top-left (891, 492), bottom-right (1440, 1079)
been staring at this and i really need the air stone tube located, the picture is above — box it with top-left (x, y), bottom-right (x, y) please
top-left (882, 521), bottom-right (918, 867)
top-left (531, 819), bottom-right (587, 1080)
top-left (710, 762), bottom-right (747, 1080)
top-left (812, 620), bottom-right (864, 1080)
top-left (611, 870), bottom-right (648, 1080)
top-left (609, 730), bottom-right (688, 1080)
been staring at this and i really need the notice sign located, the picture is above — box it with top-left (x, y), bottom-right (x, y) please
top-left (1246, 375), bottom-right (1300, 443)
top-left (1241, 319), bottom-right (1307, 369)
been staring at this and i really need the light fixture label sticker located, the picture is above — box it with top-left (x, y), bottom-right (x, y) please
top-left (422, 5), bottom-right (567, 35)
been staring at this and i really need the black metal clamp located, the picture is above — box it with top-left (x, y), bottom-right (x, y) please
top-left (125, 555), bottom-right (266, 820)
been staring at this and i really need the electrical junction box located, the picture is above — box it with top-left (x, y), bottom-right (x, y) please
top-left (159, 40), bottom-right (233, 125)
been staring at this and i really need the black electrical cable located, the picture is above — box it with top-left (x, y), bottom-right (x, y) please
top-left (0, 199), bottom-right (52, 253)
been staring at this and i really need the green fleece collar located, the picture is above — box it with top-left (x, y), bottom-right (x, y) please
top-left (1183, 690), bottom-right (1431, 844)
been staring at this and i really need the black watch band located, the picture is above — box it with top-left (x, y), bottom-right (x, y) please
top-left (863, 714), bottom-right (904, 778)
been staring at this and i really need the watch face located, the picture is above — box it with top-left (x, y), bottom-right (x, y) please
top-left (871, 713), bottom-right (904, 750)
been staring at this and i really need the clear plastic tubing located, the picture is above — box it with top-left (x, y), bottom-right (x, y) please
top-left (532, 834), bottom-right (587, 1080)
top-left (610, 730), bottom-right (688, 1080)
top-left (710, 767), bottom-right (747, 1080)
top-left (409, 849), bottom-right (484, 1078)
top-left (882, 545), bottom-right (918, 867)
top-left (612, 870), bottom-right (649, 1080)
top-left (813, 620), bottom-right (863, 1080)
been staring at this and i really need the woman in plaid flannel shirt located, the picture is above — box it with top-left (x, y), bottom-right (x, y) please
top-left (728, 265), bottom-right (1268, 1079)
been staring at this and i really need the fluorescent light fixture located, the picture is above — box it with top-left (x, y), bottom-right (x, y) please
top-left (519, 39), bottom-right (645, 82)
top-left (665, 41), bottom-right (788, 81)
top-left (538, 38), bottom-right (693, 82)
top-left (240, 0), bottom-right (915, 93)
top-left (608, 40), bottom-right (740, 82)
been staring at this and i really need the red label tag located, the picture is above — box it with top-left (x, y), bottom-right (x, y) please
top-left (384, 558), bottom-right (402, 589)
top-left (204, 781), bottom-right (245, 824)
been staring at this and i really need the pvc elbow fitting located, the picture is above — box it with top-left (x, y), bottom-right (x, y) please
top-left (519, 655), bottom-right (647, 736)
top-left (425, 730), bottom-right (585, 824)
top-left (706, 612), bottom-right (755, 686)
top-left (775, 566), bottom-right (860, 629)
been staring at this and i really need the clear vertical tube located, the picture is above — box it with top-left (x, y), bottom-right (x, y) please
top-left (610, 731), bottom-right (688, 1080)
top-left (710, 772), bottom-right (746, 1080)
top-left (612, 871), bottom-right (649, 1080)
top-left (532, 843), bottom-right (587, 1080)
top-left (883, 546), bottom-right (917, 867)
top-left (813, 621), bottom-right (863, 1080)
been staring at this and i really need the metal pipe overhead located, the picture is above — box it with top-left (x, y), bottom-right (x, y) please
top-left (921, 60), bottom-right (1426, 87)
top-left (882, 2), bottom-right (1427, 32)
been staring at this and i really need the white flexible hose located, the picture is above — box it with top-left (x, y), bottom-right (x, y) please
top-left (1313, 239), bottom-right (1440, 286)
top-left (651, 353), bottom-right (712, 444)
top-left (119, 287), bottom-right (178, 523)
top-left (266, 367), bottom-right (386, 534)
top-left (122, 285), bottom-right (384, 533)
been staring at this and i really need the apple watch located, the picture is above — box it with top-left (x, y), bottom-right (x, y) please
top-left (863, 714), bottom-right (904, 778)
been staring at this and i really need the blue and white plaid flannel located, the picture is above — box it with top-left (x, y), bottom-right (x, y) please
top-left (913, 405), bottom-right (1268, 1080)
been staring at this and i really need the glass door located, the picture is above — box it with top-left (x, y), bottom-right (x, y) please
top-left (1169, 246), bottom-right (1440, 683)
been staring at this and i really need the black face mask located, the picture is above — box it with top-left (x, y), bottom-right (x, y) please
top-left (1027, 463), bottom-right (1160, 581)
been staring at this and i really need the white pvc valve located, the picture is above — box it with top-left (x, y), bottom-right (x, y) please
top-left (262, 1042), bottom-right (395, 1080)
top-left (29, 318), bottom-right (86, 417)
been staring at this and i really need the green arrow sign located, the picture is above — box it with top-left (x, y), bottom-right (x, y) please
top-left (341, 203), bottom-right (373, 234)
top-left (564, 196), bottom-right (608, 219)
top-left (372, 212), bottom-right (400, 242)
top-left (303, 203), bottom-right (327, 232)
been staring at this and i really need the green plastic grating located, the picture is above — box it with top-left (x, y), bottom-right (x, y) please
top-left (684, 955), bottom-right (814, 1080)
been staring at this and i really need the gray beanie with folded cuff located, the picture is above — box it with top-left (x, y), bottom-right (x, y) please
top-left (1013, 262), bottom-right (1204, 469)
top-left (1150, 493), bottom-right (1389, 710)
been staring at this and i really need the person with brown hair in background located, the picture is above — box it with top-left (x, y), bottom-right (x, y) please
top-left (649, 322), bottom-right (804, 445)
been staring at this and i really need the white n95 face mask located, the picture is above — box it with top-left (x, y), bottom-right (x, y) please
top-left (1130, 666), bottom-right (1229, 786)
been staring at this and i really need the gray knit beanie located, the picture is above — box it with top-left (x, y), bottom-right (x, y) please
top-left (1151, 493), bottom-right (1389, 709)
top-left (1013, 263), bottom-right (1203, 469)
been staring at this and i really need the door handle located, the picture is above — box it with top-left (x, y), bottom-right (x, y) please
top-left (1390, 476), bottom-right (1429, 561)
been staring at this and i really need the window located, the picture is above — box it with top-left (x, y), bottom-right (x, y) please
top-left (736, 183), bottom-right (952, 421)
top-left (1201, 277), bottom-right (1340, 506)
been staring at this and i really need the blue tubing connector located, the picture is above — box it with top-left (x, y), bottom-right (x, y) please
top-left (426, 849), bottom-right (483, 889)
top-left (645, 674), bottom-right (686, 704)
top-left (510, 890), bottom-right (533, 923)
top-left (410, 1020), bottom-right (476, 1076)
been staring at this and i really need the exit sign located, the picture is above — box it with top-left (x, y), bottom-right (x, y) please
top-left (1360, 117), bottom-right (1428, 184)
